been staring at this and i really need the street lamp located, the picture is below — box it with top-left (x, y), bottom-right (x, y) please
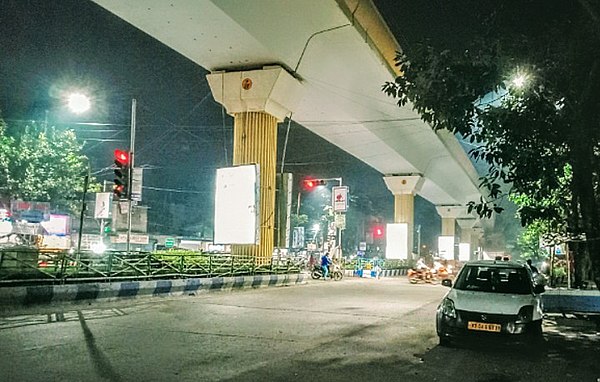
top-left (511, 74), bottom-right (527, 89)
top-left (67, 92), bottom-right (91, 114)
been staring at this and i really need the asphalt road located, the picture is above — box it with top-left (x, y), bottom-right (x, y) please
top-left (0, 278), bottom-right (598, 382)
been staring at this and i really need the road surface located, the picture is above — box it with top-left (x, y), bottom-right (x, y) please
top-left (0, 278), bottom-right (598, 381)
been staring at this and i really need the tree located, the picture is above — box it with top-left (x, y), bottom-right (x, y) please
top-left (0, 119), bottom-right (15, 196)
top-left (382, 1), bottom-right (600, 290)
top-left (1, 118), bottom-right (94, 213)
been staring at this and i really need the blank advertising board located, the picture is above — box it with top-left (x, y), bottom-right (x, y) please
top-left (214, 164), bottom-right (260, 245)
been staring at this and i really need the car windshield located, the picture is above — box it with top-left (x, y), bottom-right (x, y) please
top-left (454, 265), bottom-right (532, 295)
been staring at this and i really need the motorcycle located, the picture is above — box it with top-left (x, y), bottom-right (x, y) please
top-left (311, 264), bottom-right (344, 281)
top-left (408, 266), bottom-right (451, 284)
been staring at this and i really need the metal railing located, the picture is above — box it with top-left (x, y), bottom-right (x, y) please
top-left (0, 248), bottom-right (304, 286)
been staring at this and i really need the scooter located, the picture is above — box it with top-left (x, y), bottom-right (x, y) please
top-left (311, 264), bottom-right (344, 281)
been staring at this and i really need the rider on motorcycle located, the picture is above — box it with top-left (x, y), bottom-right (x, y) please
top-left (415, 257), bottom-right (432, 281)
top-left (321, 252), bottom-right (331, 280)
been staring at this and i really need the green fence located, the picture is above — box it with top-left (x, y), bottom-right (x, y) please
top-left (0, 248), bottom-right (304, 286)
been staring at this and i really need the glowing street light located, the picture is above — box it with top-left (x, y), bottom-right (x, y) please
top-left (511, 74), bottom-right (527, 89)
top-left (67, 92), bottom-right (91, 114)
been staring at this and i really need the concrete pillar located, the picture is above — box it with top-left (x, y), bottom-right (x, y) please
top-left (207, 66), bottom-right (303, 265)
top-left (435, 205), bottom-right (470, 260)
top-left (457, 218), bottom-right (477, 261)
top-left (383, 175), bottom-right (424, 260)
top-left (435, 205), bottom-right (467, 235)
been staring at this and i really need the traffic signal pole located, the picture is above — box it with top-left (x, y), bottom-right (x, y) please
top-left (126, 99), bottom-right (136, 256)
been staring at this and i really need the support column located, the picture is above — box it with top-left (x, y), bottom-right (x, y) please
top-left (231, 112), bottom-right (278, 263)
top-left (457, 218), bottom-right (477, 261)
top-left (435, 205), bottom-right (470, 260)
top-left (207, 66), bottom-right (303, 265)
top-left (383, 175), bottom-right (424, 260)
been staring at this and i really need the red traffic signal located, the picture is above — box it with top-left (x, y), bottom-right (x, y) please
top-left (303, 179), bottom-right (326, 190)
top-left (113, 148), bottom-right (130, 200)
top-left (373, 225), bottom-right (385, 238)
top-left (114, 149), bottom-right (130, 166)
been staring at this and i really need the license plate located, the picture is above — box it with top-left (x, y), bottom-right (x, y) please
top-left (467, 321), bottom-right (501, 332)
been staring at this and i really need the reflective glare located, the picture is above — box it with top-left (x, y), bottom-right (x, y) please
top-left (90, 242), bottom-right (106, 254)
top-left (67, 92), bottom-right (91, 113)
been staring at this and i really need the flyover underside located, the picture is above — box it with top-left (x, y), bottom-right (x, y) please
top-left (92, 0), bottom-right (481, 205)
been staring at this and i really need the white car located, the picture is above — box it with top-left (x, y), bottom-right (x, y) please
top-left (436, 260), bottom-right (545, 346)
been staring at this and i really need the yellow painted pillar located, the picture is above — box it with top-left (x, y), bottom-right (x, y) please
top-left (441, 218), bottom-right (456, 237)
top-left (231, 112), bottom-right (278, 264)
top-left (207, 66), bottom-right (303, 266)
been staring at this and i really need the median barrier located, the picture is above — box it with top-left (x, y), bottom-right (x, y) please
top-left (543, 288), bottom-right (600, 314)
top-left (0, 273), bottom-right (307, 311)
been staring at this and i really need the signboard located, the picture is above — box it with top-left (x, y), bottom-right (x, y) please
top-left (111, 233), bottom-right (149, 245)
top-left (292, 227), bottom-right (305, 249)
top-left (41, 214), bottom-right (70, 236)
top-left (131, 167), bottom-right (143, 202)
top-left (438, 236), bottom-right (455, 260)
top-left (214, 165), bottom-right (260, 245)
top-left (359, 242), bottom-right (367, 251)
top-left (40, 235), bottom-right (70, 249)
top-left (113, 203), bottom-right (148, 233)
top-left (334, 214), bottom-right (346, 230)
top-left (385, 223), bottom-right (408, 260)
top-left (459, 243), bottom-right (471, 261)
top-left (20, 210), bottom-right (45, 223)
top-left (165, 237), bottom-right (175, 248)
top-left (0, 221), bottom-right (12, 235)
top-left (94, 193), bottom-right (112, 219)
top-left (332, 186), bottom-right (348, 212)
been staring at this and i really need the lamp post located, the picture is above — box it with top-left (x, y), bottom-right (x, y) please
top-left (126, 99), bottom-right (137, 256)
top-left (67, 92), bottom-right (91, 261)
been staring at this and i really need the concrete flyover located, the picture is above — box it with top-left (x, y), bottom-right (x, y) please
top-left (91, 0), bottom-right (483, 258)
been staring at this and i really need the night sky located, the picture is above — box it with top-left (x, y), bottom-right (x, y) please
top-left (0, 0), bottom-right (468, 246)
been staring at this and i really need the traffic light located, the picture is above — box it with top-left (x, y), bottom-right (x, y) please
top-left (303, 179), bottom-right (326, 190)
top-left (113, 149), bottom-right (130, 200)
top-left (373, 225), bottom-right (385, 239)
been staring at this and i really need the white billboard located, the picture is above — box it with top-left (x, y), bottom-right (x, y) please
top-left (385, 223), bottom-right (408, 260)
top-left (94, 193), bottom-right (112, 219)
top-left (438, 236), bottom-right (455, 260)
top-left (459, 243), bottom-right (471, 261)
top-left (214, 164), bottom-right (260, 244)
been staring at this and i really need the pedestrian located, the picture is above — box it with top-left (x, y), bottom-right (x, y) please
top-left (374, 263), bottom-right (382, 279)
top-left (321, 252), bottom-right (331, 280)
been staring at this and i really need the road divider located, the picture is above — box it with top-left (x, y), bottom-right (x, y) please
top-left (0, 273), bottom-right (307, 310)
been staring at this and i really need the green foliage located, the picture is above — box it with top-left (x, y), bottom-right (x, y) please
top-left (382, 3), bottom-right (599, 227)
top-left (382, 3), bottom-right (600, 288)
top-left (0, 119), bottom-right (96, 213)
top-left (516, 221), bottom-right (549, 261)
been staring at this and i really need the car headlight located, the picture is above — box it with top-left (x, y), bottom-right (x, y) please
top-left (516, 305), bottom-right (534, 323)
top-left (441, 298), bottom-right (456, 318)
